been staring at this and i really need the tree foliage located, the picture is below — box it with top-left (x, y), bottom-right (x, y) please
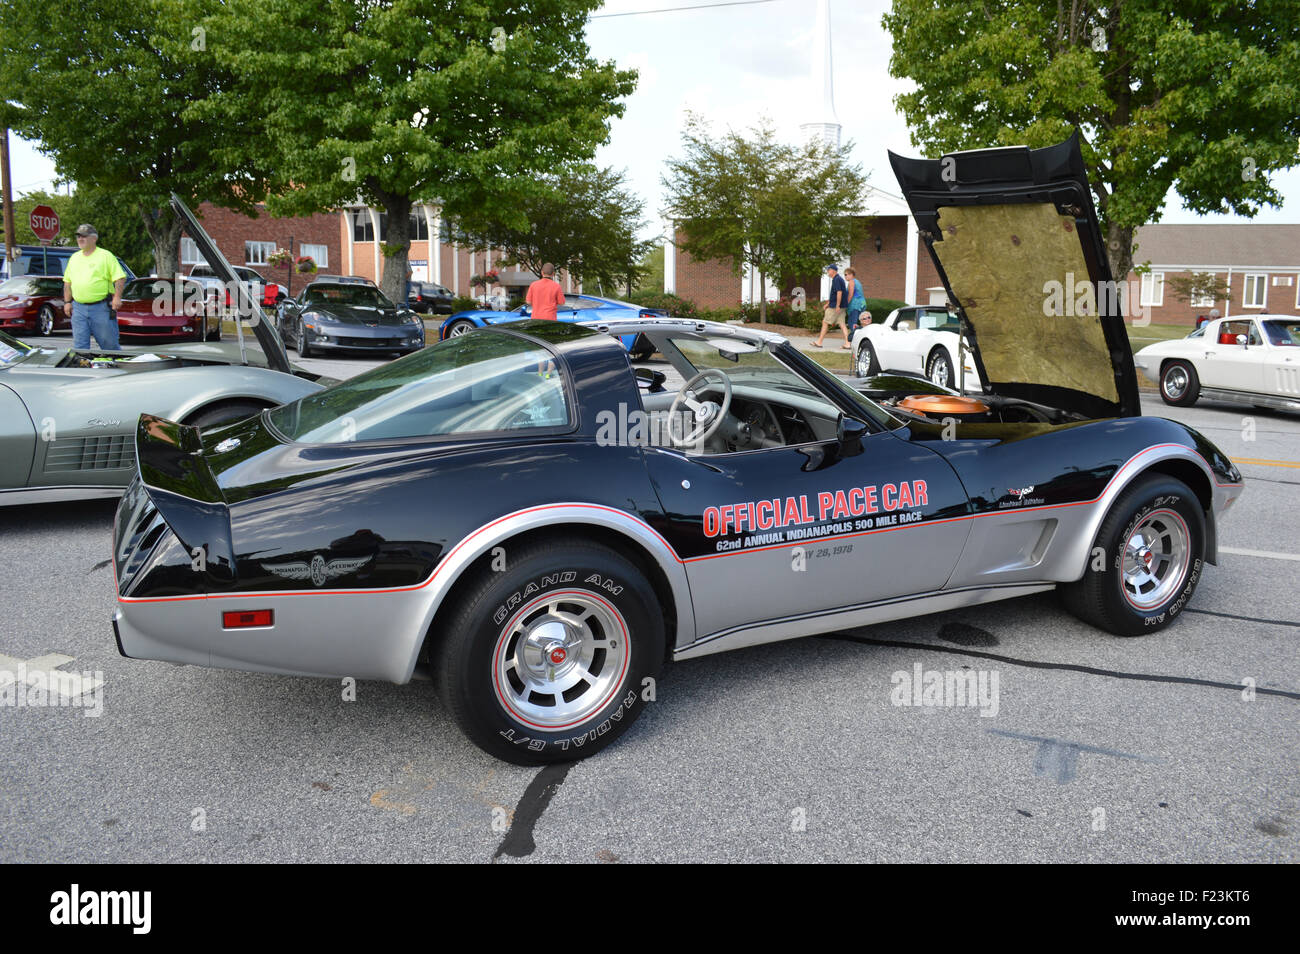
top-left (191, 0), bottom-right (636, 305)
top-left (662, 116), bottom-right (869, 321)
top-left (0, 0), bottom-right (274, 278)
top-left (883, 0), bottom-right (1300, 278)
top-left (1166, 271), bottom-right (1230, 307)
top-left (458, 163), bottom-right (653, 292)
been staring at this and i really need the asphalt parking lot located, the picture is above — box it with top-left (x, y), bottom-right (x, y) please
top-left (1, 334), bottom-right (1296, 863)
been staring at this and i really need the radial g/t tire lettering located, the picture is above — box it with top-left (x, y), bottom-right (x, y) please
top-left (433, 537), bottom-right (665, 764)
top-left (1060, 474), bottom-right (1205, 637)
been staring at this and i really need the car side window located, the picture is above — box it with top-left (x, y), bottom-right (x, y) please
top-left (268, 333), bottom-right (572, 443)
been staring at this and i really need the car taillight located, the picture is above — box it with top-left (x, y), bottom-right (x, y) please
top-left (222, 610), bottom-right (274, 628)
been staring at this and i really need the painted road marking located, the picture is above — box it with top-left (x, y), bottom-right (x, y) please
top-left (1220, 546), bottom-right (1300, 563)
top-left (1234, 457), bottom-right (1300, 469)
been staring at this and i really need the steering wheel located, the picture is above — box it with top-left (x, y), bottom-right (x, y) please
top-left (667, 368), bottom-right (733, 449)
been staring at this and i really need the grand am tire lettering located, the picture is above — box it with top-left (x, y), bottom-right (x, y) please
top-left (434, 538), bottom-right (664, 765)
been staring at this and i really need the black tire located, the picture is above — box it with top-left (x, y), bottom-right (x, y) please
top-left (855, 340), bottom-right (880, 377)
top-left (1159, 360), bottom-right (1199, 407)
top-left (1060, 474), bottom-right (1205, 637)
top-left (297, 318), bottom-right (315, 357)
top-left (38, 304), bottom-right (58, 336)
top-left (184, 400), bottom-right (269, 429)
top-left (926, 347), bottom-right (955, 388)
top-left (205, 315), bottom-right (222, 341)
top-left (629, 333), bottom-right (655, 361)
top-left (433, 537), bottom-right (665, 765)
top-left (446, 319), bottom-right (477, 338)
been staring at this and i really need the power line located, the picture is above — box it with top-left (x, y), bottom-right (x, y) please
top-left (590, 0), bottom-right (790, 20)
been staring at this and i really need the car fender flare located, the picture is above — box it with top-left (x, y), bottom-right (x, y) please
top-left (1064, 443), bottom-right (1226, 580)
top-left (401, 503), bottom-right (697, 682)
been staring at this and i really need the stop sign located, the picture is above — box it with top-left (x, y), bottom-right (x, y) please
top-left (29, 205), bottom-right (60, 242)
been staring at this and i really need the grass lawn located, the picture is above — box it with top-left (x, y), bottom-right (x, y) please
top-left (802, 349), bottom-right (852, 374)
top-left (1126, 322), bottom-right (1193, 345)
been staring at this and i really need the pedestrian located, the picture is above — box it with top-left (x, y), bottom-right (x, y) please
top-left (525, 263), bottom-right (566, 321)
top-left (844, 267), bottom-right (870, 336)
top-left (813, 263), bottom-right (850, 349)
top-left (62, 224), bottom-right (126, 350)
top-left (1198, 308), bottom-right (1220, 330)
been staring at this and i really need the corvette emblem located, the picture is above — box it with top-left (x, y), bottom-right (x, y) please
top-left (214, 437), bottom-right (241, 453)
top-left (261, 553), bottom-right (373, 587)
top-left (1007, 486), bottom-right (1035, 499)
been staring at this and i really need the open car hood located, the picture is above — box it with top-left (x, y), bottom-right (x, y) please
top-left (889, 132), bottom-right (1140, 418)
top-left (169, 194), bottom-right (293, 374)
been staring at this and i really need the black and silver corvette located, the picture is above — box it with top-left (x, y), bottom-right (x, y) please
top-left (112, 137), bottom-right (1243, 763)
top-left (277, 281), bottom-right (425, 357)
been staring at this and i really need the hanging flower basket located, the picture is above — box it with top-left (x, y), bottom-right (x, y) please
top-left (469, 269), bottom-right (499, 289)
top-left (265, 248), bottom-right (294, 269)
top-left (295, 255), bottom-right (318, 274)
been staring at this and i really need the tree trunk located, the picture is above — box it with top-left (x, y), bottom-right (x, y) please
top-left (758, 268), bottom-right (767, 323)
top-left (379, 193), bottom-right (412, 307)
top-left (140, 203), bottom-right (183, 280)
top-left (1104, 221), bottom-right (1135, 288)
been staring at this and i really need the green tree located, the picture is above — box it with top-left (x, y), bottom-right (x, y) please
top-left (635, 244), bottom-right (665, 295)
top-left (11, 187), bottom-right (155, 275)
top-left (883, 0), bottom-right (1300, 279)
top-left (0, 1), bottom-right (273, 279)
top-left (1166, 271), bottom-right (1230, 308)
top-left (192, 0), bottom-right (636, 306)
top-left (662, 116), bottom-right (869, 322)
top-left (459, 163), bottom-right (653, 292)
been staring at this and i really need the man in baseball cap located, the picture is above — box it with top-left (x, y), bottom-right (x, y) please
top-left (62, 223), bottom-right (126, 349)
top-left (813, 263), bottom-right (850, 349)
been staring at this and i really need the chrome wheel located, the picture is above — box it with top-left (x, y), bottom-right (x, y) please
top-left (1162, 365), bottom-right (1188, 400)
top-left (38, 304), bottom-right (56, 335)
top-left (855, 342), bottom-right (874, 377)
top-left (1121, 509), bottom-right (1190, 610)
top-left (447, 320), bottom-right (475, 337)
top-left (493, 592), bottom-right (630, 730)
top-left (928, 351), bottom-right (952, 387)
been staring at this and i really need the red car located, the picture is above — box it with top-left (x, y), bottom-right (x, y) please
top-left (116, 277), bottom-right (220, 342)
top-left (0, 275), bottom-right (68, 336)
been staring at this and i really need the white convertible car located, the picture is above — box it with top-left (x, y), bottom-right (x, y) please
top-left (851, 305), bottom-right (982, 390)
top-left (1134, 314), bottom-right (1300, 412)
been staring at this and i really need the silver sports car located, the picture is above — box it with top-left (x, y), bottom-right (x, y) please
top-left (0, 198), bottom-right (329, 507)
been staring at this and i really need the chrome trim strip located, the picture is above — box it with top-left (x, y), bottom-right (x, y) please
top-left (0, 485), bottom-right (123, 506)
top-left (674, 581), bottom-right (1055, 660)
top-left (1197, 387), bottom-right (1300, 413)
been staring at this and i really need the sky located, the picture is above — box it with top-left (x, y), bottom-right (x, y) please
top-left (8, 0), bottom-right (1298, 240)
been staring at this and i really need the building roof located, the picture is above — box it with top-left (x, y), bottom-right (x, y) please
top-left (1133, 223), bottom-right (1300, 269)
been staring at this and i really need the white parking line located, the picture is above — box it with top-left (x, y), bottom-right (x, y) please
top-left (1220, 546), bottom-right (1300, 562)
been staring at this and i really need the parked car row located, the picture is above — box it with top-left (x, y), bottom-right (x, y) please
top-left (439, 292), bottom-right (664, 358)
top-left (0, 275), bottom-right (222, 342)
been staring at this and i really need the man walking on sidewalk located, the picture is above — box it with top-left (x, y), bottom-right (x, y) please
top-left (813, 263), bottom-right (850, 349)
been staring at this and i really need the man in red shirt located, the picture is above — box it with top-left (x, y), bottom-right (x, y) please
top-left (525, 263), bottom-right (566, 320)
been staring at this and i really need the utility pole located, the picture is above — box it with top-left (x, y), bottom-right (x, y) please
top-left (1, 128), bottom-right (16, 278)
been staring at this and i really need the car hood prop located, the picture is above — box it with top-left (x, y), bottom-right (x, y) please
top-left (888, 132), bottom-right (1141, 419)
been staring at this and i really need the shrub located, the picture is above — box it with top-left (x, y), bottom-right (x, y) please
top-left (450, 295), bottom-right (481, 314)
top-left (860, 297), bottom-right (908, 320)
top-left (626, 290), bottom-right (700, 319)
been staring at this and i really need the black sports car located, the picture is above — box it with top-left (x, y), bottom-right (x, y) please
top-left (277, 282), bottom-right (425, 357)
top-left (112, 136), bottom-right (1243, 764)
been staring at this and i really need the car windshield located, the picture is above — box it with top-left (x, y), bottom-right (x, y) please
top-left (0, 329), bottom-right (35, 365)
top-left (661, 333), bottom-right (899, 431)
top-left (268, 332), bottom-right (571, 443)
top-left (305, 286), bottom-right (393, 308)
top-left (123, 278), bottom-right (199, 300)
top-left (0, 276), bottom-right (62, 297)
top-left (1262, 319), bottom-right (1300, 346)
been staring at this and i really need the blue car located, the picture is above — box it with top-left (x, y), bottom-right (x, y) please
top-left (439, 293), bottom-right (662, 358)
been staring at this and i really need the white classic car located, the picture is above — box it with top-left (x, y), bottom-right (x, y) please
top-left (1134, 314), bottom-right (1300, 412)
top-left (850, 305), bottom-right (982, 390)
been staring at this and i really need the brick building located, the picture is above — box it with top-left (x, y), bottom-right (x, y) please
top-left (1122, 223), bottom-right (1300, 323)
top-left (182, 202), bottom-right (341, 297)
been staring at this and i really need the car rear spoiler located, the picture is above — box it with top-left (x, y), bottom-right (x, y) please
top-left (135, 413), bottom-right (237, 584)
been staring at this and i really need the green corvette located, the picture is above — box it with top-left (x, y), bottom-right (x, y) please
top-left (0, 198), bottom-right (329, 506)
